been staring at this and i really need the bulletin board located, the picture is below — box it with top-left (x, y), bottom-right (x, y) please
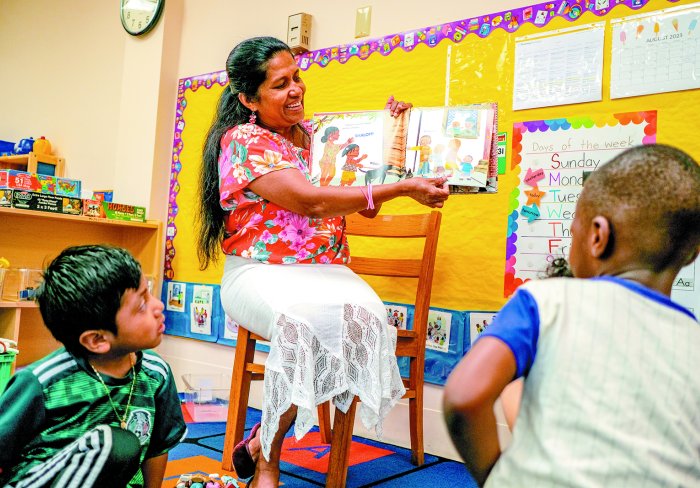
top-left (162, 0), bottom-right (700, 381)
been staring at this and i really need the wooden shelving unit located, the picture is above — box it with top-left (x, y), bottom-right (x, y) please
top-left (0, 152), bottom-right (65, 176)
top-left (0, 207), bottom-right (163, 368)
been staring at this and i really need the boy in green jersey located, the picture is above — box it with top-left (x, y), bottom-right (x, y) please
top-left (0, 245), bottom-right (186, 488)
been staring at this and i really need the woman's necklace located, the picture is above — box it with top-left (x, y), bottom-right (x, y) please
top-left (89, 354), bottom-right (137, 429)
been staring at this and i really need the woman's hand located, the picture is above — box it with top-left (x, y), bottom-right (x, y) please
top-left (403, 177), bottom-right (449, 208)
top-left (385, 95), bottom-right (413, 117)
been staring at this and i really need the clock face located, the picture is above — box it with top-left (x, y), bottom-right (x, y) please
top-left (120, 0), bottom-right (164, 36)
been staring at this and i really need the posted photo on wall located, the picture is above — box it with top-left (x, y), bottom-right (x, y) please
top-left (469, 312), bottom-right (497, 345)
top-left (193, 284), bottom-right (214, 306)
top-left (190, 302), bottom-right (212, 335)
top-left (224, 315), bottom-right (240, 340)
top-left (190, 284), bottom-right (214, 335)
top-left (310, 110), bottom-right (409, 186)
top-left (426, 309), bottom-right (452, 353)
top-left (166, 282), bottom-right (186, 312)
top-left (385, 305), bottom-right (408, 330)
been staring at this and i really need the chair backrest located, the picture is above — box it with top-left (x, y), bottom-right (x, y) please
top-left (344, 211), bottom-right (441, 354)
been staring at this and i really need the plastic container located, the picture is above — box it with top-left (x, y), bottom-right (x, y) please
top-left (0, 140), bottom-right (15, 157)
top-left (0, 352), bottom-right (16, 394)
top-left (1, 268), bottom-right (42, 302)
top-left (182, 374), bottom-right (230, 422)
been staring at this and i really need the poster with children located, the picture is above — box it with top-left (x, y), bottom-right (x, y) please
top-left (385, 305), bottom-right (408, 330)
top-left (504, 111), bottom-right (656, 297)
top-left (166, 281), bottom-right (186, 312)
top-left (406, 104), bottom-right (497, 189)
top-left (469, 312), bottom-right (497, 345)
top-left (190, 285), bottom-right (213, 335)
top-left (426, 309), bottom-right (452, 353)
top-left (310, 110), bottom-right (409, 186)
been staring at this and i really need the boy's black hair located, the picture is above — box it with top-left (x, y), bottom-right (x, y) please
top-left (35, 245), bottom-right (142, 355)
top-left (581, 143), bottom-right (700, 272)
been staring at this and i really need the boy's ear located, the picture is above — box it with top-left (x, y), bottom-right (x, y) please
top-left (589, 216), bottom-right (612, 259)
top-left (79, 330), bottom-right (112, 355)
top-left (683, 245), bottom-right (700, 266)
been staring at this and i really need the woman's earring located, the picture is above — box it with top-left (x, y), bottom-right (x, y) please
top-left (249, 111), bottom-right (257, 124)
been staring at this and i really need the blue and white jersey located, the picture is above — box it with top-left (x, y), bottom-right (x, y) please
top-left (481, 277), bottom-right (700, 487)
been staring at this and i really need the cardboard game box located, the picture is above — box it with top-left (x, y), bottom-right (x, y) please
top-left (12, 191), bottom-right (82, 216)
top-left (102, 201), bottom-right (146, 222)
top-left (0, 169), bottom-right (81, 198)
top-left (82, 199), bottom-right (105, 218)
top-left (0, 189), bottom-right (12, 207)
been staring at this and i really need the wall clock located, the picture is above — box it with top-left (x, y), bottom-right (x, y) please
top-left (120, 0), bottom-right (165, 36)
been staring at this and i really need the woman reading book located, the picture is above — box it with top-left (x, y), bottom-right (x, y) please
top-left (197, 36), bottom-right (448, 488)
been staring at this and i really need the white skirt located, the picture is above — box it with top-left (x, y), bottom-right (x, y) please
top-left (221, 255), bottom-right (406, 461)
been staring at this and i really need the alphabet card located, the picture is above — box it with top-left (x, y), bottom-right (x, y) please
top-left (426, 309), bottom-right (452, 353)
top-left (504, 111), bottom-right (656, 297)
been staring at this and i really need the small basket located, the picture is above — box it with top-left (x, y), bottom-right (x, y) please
top-left (0, 352), bottom-right (17, 394)
top-left (182, 374), bottom-right (230, 422)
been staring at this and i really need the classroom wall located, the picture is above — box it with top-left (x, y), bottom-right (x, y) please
top-left (1, 0), bottom-right (529, 460)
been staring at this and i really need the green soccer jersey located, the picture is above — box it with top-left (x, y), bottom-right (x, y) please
top-left (0, 348), bottom-right (187, 487)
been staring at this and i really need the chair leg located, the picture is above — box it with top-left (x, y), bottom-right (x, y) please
top-left (409, 357), bottom-right (425, 466)
top-left (222, 327), bottom-right (256, 472)
top-left (325, 396), bottom-right (358, 487)
top-left (317, 401), bottom-right (332, 444)
top-left (408, 393), bottom-right (425, 466)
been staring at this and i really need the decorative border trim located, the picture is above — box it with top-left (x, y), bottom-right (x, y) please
top-left (294, 0), bottom-right (676, 70)
top-left (164, 72), bottom-right (228, 279)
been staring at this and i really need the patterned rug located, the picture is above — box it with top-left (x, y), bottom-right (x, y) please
top-left (162, 407), bottom-right (476, 487)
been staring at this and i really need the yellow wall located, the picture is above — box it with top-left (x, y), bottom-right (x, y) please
top-left (169, 0), bottom-right (699, 312)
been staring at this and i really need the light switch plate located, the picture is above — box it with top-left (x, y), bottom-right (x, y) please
top-left (355, 6), bottom-right (371, 38)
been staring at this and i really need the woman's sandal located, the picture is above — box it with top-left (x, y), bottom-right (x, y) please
top-left (232, 422), bottom-right (261, 479)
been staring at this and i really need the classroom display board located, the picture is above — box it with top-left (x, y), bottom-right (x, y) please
top-left (504, 111), bottom-right (656, 295)
top-left (163, 0), bottom-right (700, 385)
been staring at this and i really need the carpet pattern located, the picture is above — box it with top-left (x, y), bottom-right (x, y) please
top-left (162, 407), bottom-right (477, 487)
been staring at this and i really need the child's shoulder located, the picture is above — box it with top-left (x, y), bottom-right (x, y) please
top-left (139, 349), bottom-right (174, 382)
top-left (23, 348), bottom-right (78, 384)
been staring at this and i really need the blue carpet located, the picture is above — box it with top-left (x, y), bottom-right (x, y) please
top-left (166, 407), bottom-right (477, 487)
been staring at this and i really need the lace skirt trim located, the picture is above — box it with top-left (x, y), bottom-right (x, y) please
top-left (259, 304), bottom-right (406, 461)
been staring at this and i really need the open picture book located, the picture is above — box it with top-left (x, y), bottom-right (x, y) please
top-left (309, 104), bottom-right (498, 193)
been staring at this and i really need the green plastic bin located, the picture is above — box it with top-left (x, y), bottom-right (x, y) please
top-left (0, 352), bottom-right (16, 394)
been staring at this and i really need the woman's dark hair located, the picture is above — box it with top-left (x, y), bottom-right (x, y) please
top-left (197, 37), bottom-right (292, 270)
top-left (35, 245), bottom-right (142, 355)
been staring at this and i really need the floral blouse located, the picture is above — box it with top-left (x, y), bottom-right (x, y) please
top-left (218, 123), bottom-right (349, 264)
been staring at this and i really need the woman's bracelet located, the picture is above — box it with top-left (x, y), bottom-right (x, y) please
top-left (360, 183), bottom-right (375, 210)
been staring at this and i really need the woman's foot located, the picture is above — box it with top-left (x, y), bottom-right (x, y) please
top-left (232, 423), bottom-right (261, 479)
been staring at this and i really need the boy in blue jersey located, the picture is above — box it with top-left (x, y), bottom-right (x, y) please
top-left (444, 144), bottom-right (700, 487)
top-left (0, 245), bottom-right (186, 488)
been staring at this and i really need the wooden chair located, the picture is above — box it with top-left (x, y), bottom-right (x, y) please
top-left (221, 211), bottom-right (442, 487)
